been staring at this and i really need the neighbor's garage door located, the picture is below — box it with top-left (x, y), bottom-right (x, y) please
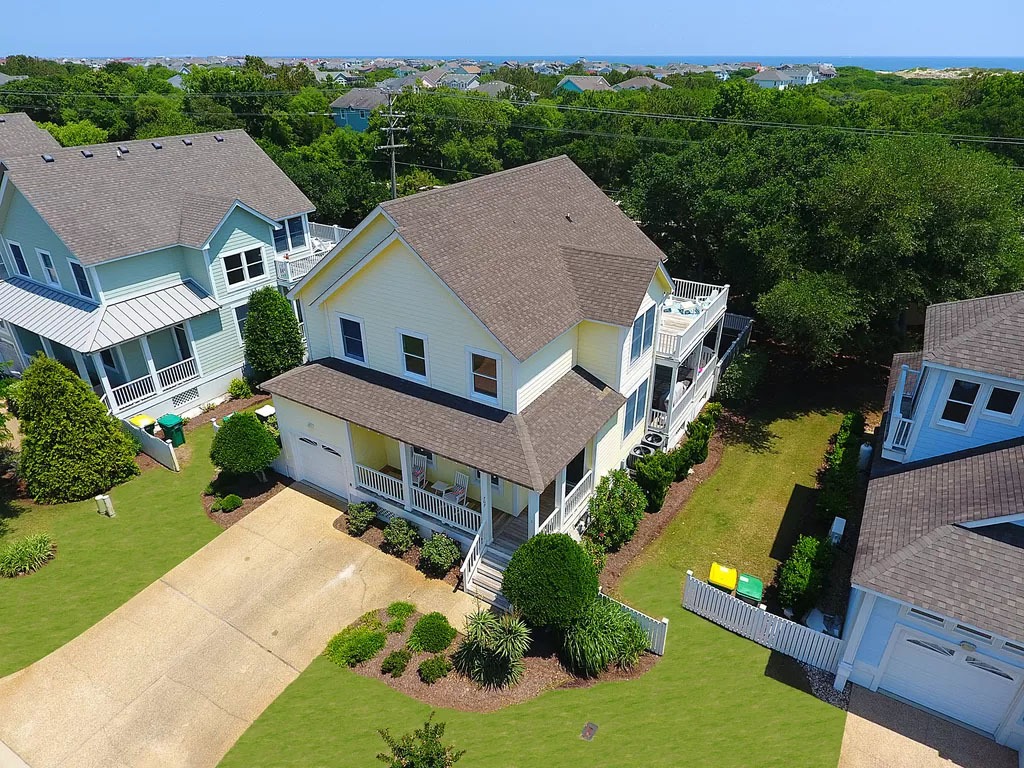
top-left (293, 435), bottom-right (347, 496)
top-left (879, 629), bottom-right (1021, 734)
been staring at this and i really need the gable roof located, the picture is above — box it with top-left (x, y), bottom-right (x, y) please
top-left (438, 73), bottom-right (479, 86)
top-left (263, 359), bottom-right (624, 491)
top-left (330, 88), bottom-right (388, 111)
top-left (376, 156), bottom-right (668, 360)
top-left (420, 66), bottom-right (449, 86)
top-left (921, 291), bottom-right (1024, 380)
top-left (1, 129), bottom-right (313, 266)
top-left (749, 68), bottom-right (787, 81)
top-left (613, 76), bottom-right (671, 91)
top-left (556, 75), bottom-right (613, 91)
top-left (477, 80), bottom-right (514, 96)
top-left (0, 112), bottom-right (61, 160)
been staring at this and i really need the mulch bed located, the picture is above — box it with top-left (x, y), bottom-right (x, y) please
top-left (183, 394), bottom-right (271, 433)
top-left (345, 607), bottom-right (658, 713)
top-left (599, 427), bottom-right (726, 591)
top-left (202, 470), bottom-right (292, 528)
top-left (331, 515), bottom-right (461, 588)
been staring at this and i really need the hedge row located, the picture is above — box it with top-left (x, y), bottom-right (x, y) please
top-left (817, 411), bottom-right (865, 523)
top-left (777, 535), bottom-right (835, 615)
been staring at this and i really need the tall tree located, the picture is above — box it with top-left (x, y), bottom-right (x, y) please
top-left (242, 286), bottom-right (306, 382)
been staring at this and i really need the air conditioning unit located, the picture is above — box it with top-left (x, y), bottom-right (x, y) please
top-left (626, 443), bottom-right (654, 469)
top-left (642, 432), bottom-right (666, 450)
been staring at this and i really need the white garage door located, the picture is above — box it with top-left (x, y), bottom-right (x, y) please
top-left (294, 435), bottom-right (347, 495)
top-left (879, 629), bottom-right (1021, 734)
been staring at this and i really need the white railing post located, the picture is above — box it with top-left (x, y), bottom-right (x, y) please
top-left (527, 490), bottom-right (540, 537)
top-left (480, 471), bottom-right (494, 544)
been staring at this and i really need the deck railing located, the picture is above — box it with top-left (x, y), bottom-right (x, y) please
top-left (890, 417), bottom-right (914, 450)
top-left (672, 279), bottom-right (726, 302)
top-left (561, 470), bottom-right (594, 534)
top-left (538, 507), bottom-right (561, 535)
top-left (355, 464), bottom-right (405, 505)
top-left (156, 357), bottom-right (199, 389)
top-left (411, 486), bottom-right (480, 533)
top-left (110, 374), bottom-right (156, 409)
top-left (309, 222), bottom-right (348, 244)
top-left (657, 283), bottom-right (729, 362)
top-left (275, 249), bottom-right (330, 283)
top-left (461, 532), bottom-right (484, 591)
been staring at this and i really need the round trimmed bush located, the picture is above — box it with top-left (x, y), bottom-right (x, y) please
top-left (417, 654), bottom-right (452, 684)
top-left (382, 517), bottom-right (417, 555)
top-left (501, 533), bottom-right (599, 628)
top-left (408, 612), bottom-right (457, 653)
top-left (325, 623), bottom-right (387, 667)
top-left (346, 502), bottom-right (378, 536)
top-left (419, 533), bottom-right (461, 576)
top-left (381, 649), bottom-right (412, 677)
top-left (562, 598), bottom-right (649, 677)
top-left (213, 494), bottom-right (243, 513)
top-left (209, 411), bottom-right (280, 477)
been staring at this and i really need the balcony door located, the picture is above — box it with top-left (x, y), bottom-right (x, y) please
top-left (565, 447), bottom-right (587, 491)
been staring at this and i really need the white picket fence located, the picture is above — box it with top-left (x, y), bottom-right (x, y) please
top-left (599, 590), bottom-right (669, 656)
top-left (682, 571), bottom-right (841, 673)
top-left (123, 420), bottom-right (179, 472)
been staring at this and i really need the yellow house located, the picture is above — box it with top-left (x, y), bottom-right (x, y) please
top-left (264, 156), bottom-right (732, 605)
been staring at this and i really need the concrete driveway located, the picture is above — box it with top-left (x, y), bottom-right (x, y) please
top-left (839, 686), bottom-right (1018, 768)
top-left (0, 484), bottom-right (478, 768)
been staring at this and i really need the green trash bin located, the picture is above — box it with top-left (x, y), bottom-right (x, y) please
top-left (157, 414), bottom-right (186, 447)
top-left (736, 573), bottom-right (764, 605)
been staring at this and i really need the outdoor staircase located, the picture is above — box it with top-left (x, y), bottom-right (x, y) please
top-left (467, 512), bottom-right (528, 610)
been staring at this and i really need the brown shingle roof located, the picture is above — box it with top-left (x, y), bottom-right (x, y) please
top-left (0, 112), bottom-right (60, 159)
top-left (556, 75), bottom-right (614, 91)
top-left (1, 129), bottom-right (312, 266)
top-left (379, 156), bottom-right (667, 360)
top-left (855, 437), bottom-right (1024, 639)
top-left (330, 88), bottom-right (388, 111)
top-left (262, 358), bottom-right (624, 491)
top-left (613, 76), bottom-right (671, 90)
top-left (922, 291), bottom-right (1024, 380)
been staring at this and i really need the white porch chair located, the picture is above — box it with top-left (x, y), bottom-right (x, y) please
top-left (444, 471), bottom-right (469, 506)
top-left (412, 453), bottom-right (427, 488)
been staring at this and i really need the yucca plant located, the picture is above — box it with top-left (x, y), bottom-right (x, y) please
top-left (452, 609), bottom-right (530, 689)
top-left (0, 533), bottom-right (55, 577)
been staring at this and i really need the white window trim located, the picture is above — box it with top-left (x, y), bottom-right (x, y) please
top-left (274, 215), bottom-right (308, 255)
top-left (396, 328), bottom-right (429, 384)
top-left (4, 238), bottom-right (29, 277)
top-left (623, 376), bottom-right (650, 436)
top-left (222, 247), bottom-right (266, 288)
top-left (334, 311), bottom-right (368, 366)
top-left (472, 468), bottom-right (503, 494)
top-left (68, 260), bottom-right (93, 299)
top-left (231, 301), bottom-right (250, 347)
top-left (466, 346), bottom-right (501, 405)
top-left (36, 248), bottom-right (61, 288)
top-left (628, 304), bottom-right (657, 367)
top-left (981, 385), bottom-right (1024, 425)
top-left (933, 375), bottom-right (983, 433)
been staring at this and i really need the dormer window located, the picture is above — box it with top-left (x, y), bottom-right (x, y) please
top-left (274, 216), bottom-right (306, 254)
top-left (985, 387), bottom-right (1020, 417)
top-left (940, 379), bottom-right (980, 426)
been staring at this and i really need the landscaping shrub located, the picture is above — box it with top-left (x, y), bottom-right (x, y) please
top-left (452, 609), bottom-right (531, 689)
top-left (3, 379), bottom-right (22, 417)
top-left (212, 494), bottom-right (243, 513)
top-left (382, 517), bottom-right (417, 555)
top-left (632, 451), bottom-right (675, 513)
top-left (209, 412), bottom-right (280, 480)
top-left (228, 377), bottom-right (253, 400)
top-left (585, 469), bottom-right (647, 548)
top-left (777, 535), bottom-right (835, 616)
top-left (580, 536), bottom-right (607, 574)
top-left (419, 533), bottom-right (460, 576)
top-left (325, 624), bottom-right (387, 667)
top-left (202, 482), bottom-right (217, 497)
top-left (377, 713), bottom-right (464, 767)
top-left (17, 357), bottom-right (138, 503)
top-left (346, 501), bottom-right (378, 536)
top-left (408, 612), bottom-right (456, 653)
top-left (501, 533), bottom-right (598, 628)
top-left (0, 533), bottom-right (55, 577)
top-left (120, 422), bottom-right (143, 456)
top-left (242, 285), bottom-right (306, 383)
top-left (716, 347), bottom-right (768, 406)
top-left (417, 655), bottom-right (452, 684)
top-left (561, 597), bottom-right (649, 677)
top-left (817, 411), bottom-right (866, 523)
top-left (381, 649), bottom-right (412, 677)
top-left (386, 602), bottom-right (415, 633)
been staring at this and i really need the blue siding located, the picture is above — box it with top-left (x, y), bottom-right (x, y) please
top-left (332, 108), bottom-right (372, 132)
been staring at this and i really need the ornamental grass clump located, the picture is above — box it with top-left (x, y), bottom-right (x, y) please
top-left (407, 612), bottom-right (456, 653)
top-left (0, 533), bottom-right (55, 577)
top-left (561, 597), bottom-right (649, 677)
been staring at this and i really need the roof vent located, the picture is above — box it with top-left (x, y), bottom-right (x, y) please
top-left (0, 117), bottom-right (5, 123)
top-left (214, 135), bottom-right (224, 143)
top-left (151, 141), bottom-right (162, 150)
top-left (182, 138), bottom-right (193, 146)
top-left (81, 150), bottom-right (93, 158)
top-left (42, 154), bottom-right (54, 163)
top-left (117, 145), bottom-right (129, 154)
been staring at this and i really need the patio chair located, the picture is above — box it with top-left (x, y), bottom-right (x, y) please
top-left (444, 471), bottom-right (469, 506)
top-left (411, 453), bottom-right (427, 488)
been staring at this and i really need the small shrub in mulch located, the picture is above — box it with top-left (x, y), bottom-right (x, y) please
top-left (383, 517), bottom-right (418, 556)
top-left (561, 598), bottom-right (649, 677)
top-left (386, 601), bottom-right (416, 634)
top-left (325, 619), bottom-right (387, 668)
top-left (419, 533), bottom-right (461, 577)
top-left (408, 612), bottom-right (456, 653)
top-left (381, 649), bottom-right (412, 678)
top-left (418, 655), bottom-right (452, 684)
top-left (346, 501), bottom-right (378, 536)
top-left (211, 493), bottom-right (243, 513)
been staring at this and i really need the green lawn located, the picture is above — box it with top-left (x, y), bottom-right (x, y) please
top-left (219, 395), bottom-right (854, 768)
top-left (0, 425), bottom-right (222, 677)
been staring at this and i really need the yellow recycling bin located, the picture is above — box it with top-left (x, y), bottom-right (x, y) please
top-left (708, 561), bottom-right (738, 592)
top-left (128, 414), bottom-right (156, 435)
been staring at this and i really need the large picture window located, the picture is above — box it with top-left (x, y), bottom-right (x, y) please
top-left (630, 306), bottom-right (656, 363)
top-left (940, 379), bottom-right (980, 425)
top-left (224, 248), bottom-right (265, 286)
top-left (623, 377), bottom-right (650, 434)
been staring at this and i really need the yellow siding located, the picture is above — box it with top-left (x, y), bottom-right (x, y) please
top-left (516, 326), bottom-right (577, 411)
top-left (577, 321), bottom-right (621, 389)
top-left (319, 238), bottom-right (515, 408)
top-left (593, 411), bottom-right (626, 478)
top-left (350, 424), bottom-right (387, 468)
top-left (298, 213), bottom-right (395, 303)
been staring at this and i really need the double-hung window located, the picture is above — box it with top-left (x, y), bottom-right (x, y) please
top-left (400, 332), bottom-right (428, 381)
top-left (69, 261), bottom-right (93, 299)
top-left (8, 242), bottom-right (29, 277)
top-left (630, 306), bottom-right (656, 363)
top-left (623, 377), bottom-right (650, 434)
top-left (37, 250), bottom-right (60, 287)
top-left (273, 216), bottom-right (306, 253)
top-left (469, 351), bottom-right (499, 402)
top-left (339, 316), bottom-right (365, 363)
top-left (224, 248), bottom-right (265, 286)
top-left (940, 379), bottom-right (980, 426)
top-left (985, 387), bottom-right (1020, 418)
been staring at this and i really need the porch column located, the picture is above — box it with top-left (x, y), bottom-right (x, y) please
top-left (713, 317), bottom-right (725, 356)
top-left (39, 337), bottom-right (55, 359)
top-left (90, 353), bottom-right (115, 408)
top-left (398, 440), bottom-right (413, 511)
top-left (184, 320), bottom-right (204, 376)
top-left (70, 350), bottom-right (91, 384)
top-left (555, 467), bottom-right (567, 531)
top-left (138, 335), bottom-right (162, 393)
top-left (480, 471), bottom-right (493, 544)
top-left (527, 490), bottom-right (540, 537)
top-left (833, 589), bottom-right (876, 691)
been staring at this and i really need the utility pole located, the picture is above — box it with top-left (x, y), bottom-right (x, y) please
top-left (377, 91), bottom-right (407, 200)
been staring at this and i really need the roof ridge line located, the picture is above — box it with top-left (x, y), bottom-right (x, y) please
top-left (855, 524), bottom-right (956, 586)
top-left (511, 413), bottom-right (545, 492)
top-left (927, 293), bottom-right (1024, 360)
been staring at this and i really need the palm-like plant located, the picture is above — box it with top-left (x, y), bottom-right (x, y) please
top-left (452, 609), bottom-right (531, 689)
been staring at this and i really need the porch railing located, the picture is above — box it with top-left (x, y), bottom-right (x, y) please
top-left (110, 374), bottom-right (156, 409)
top-left (275, 249), bottom-right (330, 283)
top-left (461, 532), bottom-right (485, 591)
top-left (156, 357), bottom-right (199, 389)
top-left (650, 407), bottom-right (668, 431)
top-left (538, 507), bottom-right (561, 535)
top-left (561, 470), bottom-right (595, 534)
top-left (890, 417), bottom-right (914, 450)
top-left (656, 285), bottom-right (729, 362)
top-left (309, 222), bottom-right (348, 245)
top-left (411, 486), bottom-right (480, 533)
top-left (355, 464), bottom-right (405, 505)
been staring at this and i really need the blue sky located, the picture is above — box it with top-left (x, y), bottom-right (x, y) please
top-left (1, 0), bottom-right (1020, 58)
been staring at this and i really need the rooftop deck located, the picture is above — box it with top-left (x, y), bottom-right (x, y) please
top-left (656, 279), bottom-right (729, 361)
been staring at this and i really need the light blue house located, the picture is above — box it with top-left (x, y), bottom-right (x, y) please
top-left (835, 292), bottom-right (1024, 750)
top-left (0, 113), bottom-right (343, 418)
top-left (554, 75), bottom-right (613, 93)
top-left (330, 88), bottom-right (389, 132)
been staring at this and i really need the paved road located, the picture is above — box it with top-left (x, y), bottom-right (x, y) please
top-left (0, 485), bottom-right (477, 768)
top-left (839, 686), bottom-right (1018, 768)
